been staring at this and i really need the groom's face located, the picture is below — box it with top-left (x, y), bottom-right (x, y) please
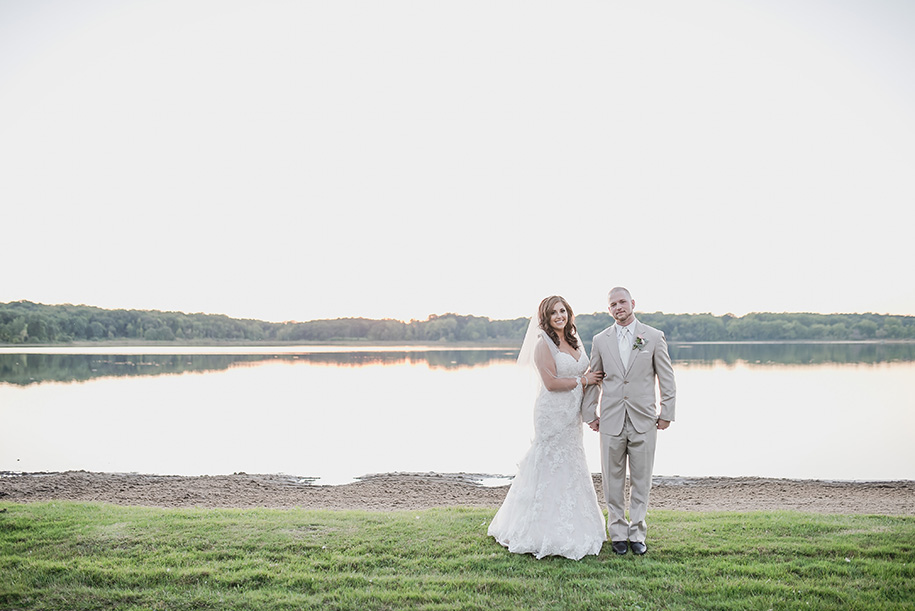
top-left (609, 292), bottom-right (635, 326)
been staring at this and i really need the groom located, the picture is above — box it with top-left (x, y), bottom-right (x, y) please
top-left (582, 287), bottom-right (676, 555)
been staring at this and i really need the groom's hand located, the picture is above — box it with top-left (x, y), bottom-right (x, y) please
top-left (588, 418), bottom-right (599, 432)
top-left (657, 419), bottom-right (670, 430)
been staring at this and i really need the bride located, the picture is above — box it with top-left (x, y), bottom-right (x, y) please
top-left (488, 295), bottom-right (607, 560)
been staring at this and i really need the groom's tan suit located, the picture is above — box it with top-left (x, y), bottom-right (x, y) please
top-left (581, 320), bottom-right (676, 543)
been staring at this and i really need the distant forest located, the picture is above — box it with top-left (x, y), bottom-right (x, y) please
top-left (1, 301), bottom-right (914, 344)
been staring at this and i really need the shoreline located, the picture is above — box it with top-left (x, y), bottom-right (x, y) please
top-left (3, 339), bottom-right (915, 349)
top-left (2, 471), bottom-right (913, 515)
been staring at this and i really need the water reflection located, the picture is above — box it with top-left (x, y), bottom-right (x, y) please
top-left (0, 350), bottom-right (518, 386)
top-left (2, 343), bottom-right (914, 386)
top-left (0, 354), bottom-right (265, 386)
top-left (2, 343), bottom-right (913, 481)
top-left (670, 342), bottom-right (915, 366)
top-left (293, 350), bottom-right (517, 369)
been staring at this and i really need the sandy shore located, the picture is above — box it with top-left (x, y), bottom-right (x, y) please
top-left (1, 471), bottom-right (913, 515)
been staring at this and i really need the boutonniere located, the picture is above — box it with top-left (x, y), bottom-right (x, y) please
top-left (632, 335), bottom-right (647, 351)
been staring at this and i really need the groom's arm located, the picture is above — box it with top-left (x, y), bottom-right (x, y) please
top-left (581, 335), bottom-right (603, 427)
top-left (653, 331), bottom-right (676, 425)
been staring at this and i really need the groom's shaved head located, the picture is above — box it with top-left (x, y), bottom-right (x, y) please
top-left (608, 287), bottom-right (632, 302)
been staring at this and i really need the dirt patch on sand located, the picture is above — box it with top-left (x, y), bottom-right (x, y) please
top-left (1, 471), bottom-right (912, 514)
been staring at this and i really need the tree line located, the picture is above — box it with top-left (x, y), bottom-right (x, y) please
top-left (1, 301), bottom-right (914, 345)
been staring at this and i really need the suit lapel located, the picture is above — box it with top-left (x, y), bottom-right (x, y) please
top-left (604, 326), bottom-right (626, 375)
top-left (625, 322), bottom-right (648, 376)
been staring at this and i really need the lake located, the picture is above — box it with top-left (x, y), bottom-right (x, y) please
top-left (2, 343), bottom-right (913, 484)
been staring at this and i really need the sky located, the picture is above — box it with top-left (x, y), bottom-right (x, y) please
top-left (1, 0), bottom-right (913, 323)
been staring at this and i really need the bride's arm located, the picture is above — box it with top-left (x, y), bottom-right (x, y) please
top-left (534, 340), bottom-right (597, 392)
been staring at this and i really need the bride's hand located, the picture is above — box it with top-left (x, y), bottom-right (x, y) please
top-left (582, 371), bottom-right (604, 386)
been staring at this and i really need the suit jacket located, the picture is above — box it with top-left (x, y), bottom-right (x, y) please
top-left (581, 320), bottom-right (676, 436)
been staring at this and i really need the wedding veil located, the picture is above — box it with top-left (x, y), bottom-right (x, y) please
top-left (516, 311), bottom-right (544, 369)
top-left (517, 308), bottom-right (585, 383)
top-left (517, 303), bottom-right (584, 385)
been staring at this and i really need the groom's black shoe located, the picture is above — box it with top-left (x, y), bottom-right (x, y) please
top-left (611, 541), bottom-right (628, 555)
top-left (630, 541), bottom-right (647, 556)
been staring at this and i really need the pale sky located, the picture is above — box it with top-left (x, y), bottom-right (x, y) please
top-left (2, 0), bottom-right (913, 323)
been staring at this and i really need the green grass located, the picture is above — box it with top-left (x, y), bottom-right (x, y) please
top-left (0, 502), bottom-right (912, 610)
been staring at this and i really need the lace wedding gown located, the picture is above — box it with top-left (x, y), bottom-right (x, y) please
top-left (488, 338), bottom-right (607, 560)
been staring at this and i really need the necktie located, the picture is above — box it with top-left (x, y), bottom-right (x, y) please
top-left (619, 327), bottom-right (631, 369)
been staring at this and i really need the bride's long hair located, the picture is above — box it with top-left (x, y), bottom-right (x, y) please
top-left (538, 295), bottom-right (579, 350)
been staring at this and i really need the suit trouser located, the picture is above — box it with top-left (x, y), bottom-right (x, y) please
top-left (601, 412), bottom-right (657, 542)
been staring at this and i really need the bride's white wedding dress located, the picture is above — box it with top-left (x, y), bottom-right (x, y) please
top-left (488, 334), bottom-right (607, 560)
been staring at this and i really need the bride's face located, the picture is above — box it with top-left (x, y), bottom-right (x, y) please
top-left (548, 303), bottom-right (569, 332)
